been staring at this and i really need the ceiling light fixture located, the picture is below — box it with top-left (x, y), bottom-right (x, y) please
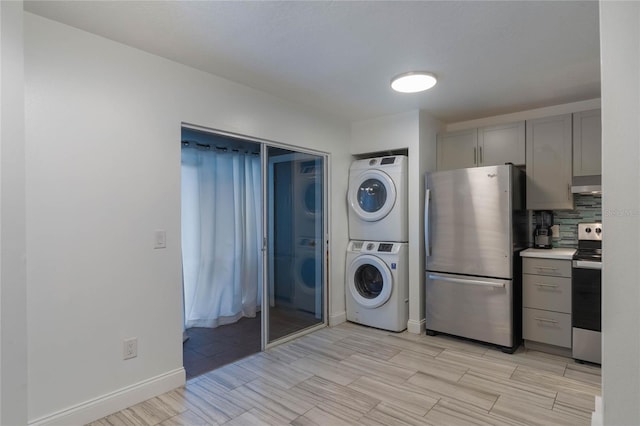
top-left (390, 71), bottom-right (437, 93)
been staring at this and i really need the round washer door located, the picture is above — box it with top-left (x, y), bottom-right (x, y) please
top-left (348, 170), bottom-right (397, 222)
top-left (302, 180), bottom-right (321, 218)
top-left (348, 254), bottom-right (393, 308)
top-left (294, 253), bottom-right (319, 296)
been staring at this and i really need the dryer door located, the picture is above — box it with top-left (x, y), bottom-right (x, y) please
top-left (348, 170), bottom-right (397, 222)
top-left (348, 254), bottom-right (393, 308)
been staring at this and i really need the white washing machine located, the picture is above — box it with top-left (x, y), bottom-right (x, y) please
top-left (348, 155), bottom-right (408, 242)
top-left (292, 237), bottom-right (321, 314)
top-left (345, 240), bottom-right (409, 332)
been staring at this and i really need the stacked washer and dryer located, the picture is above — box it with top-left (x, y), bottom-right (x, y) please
top-left (291, 159), bottom-right (322, 314)
top-left (345, 155), bottom-right (409, 332)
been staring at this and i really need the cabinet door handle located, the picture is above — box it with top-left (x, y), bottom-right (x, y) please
top-left (535, 317), bottom-right (558, 324)
top-left (535, 283), bottom-right (559, 288)
top-left (479, 146), bottom-right (483, 164)
top-left (536, 266), bottom-right (558, 271)
top-left (567, 183), bottom-right (571, 200)
top-left (473, 147), bottom-right (477, 165)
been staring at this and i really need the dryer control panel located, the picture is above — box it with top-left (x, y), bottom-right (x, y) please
top-left (378, 243), bottom-right (394, 252)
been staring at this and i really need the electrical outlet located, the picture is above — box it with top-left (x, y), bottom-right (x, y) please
top-left (551, 224), bottom-right (560, 240)
top-left (154, 229), bottom-right (166, 249)
top-left (123, 337), bottom-right (138, 360)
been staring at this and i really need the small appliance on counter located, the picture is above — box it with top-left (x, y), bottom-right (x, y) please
top-left (533, 210), bottom-right (554, 249)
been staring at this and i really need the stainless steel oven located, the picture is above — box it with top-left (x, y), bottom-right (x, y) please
top-left (572, 223), bottom-right (602, 364)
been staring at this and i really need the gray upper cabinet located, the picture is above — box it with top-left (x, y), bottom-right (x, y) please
top-left (437, 122), bottom-right (525, 171)
top-left (573, 109), bottom-right (602, 176)
top-left (478, 122), bottom-right (526, 167)
top-left (437, 129), bottom-right (478, 170)
top-left (526, 114), bottom-right (574, 210)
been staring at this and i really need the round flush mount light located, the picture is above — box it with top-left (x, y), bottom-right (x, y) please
top-left (390, 71), bottom-right (437, 93)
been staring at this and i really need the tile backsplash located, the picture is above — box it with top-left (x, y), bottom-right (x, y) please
top-left (548, 194), bottom-right (602, 248)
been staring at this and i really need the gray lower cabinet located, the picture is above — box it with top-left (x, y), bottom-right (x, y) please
top-left (522, 258), bottom-right (572, 351)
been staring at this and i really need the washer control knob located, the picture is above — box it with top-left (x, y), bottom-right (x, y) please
top-left (366, 243), bottom-right (375, 251)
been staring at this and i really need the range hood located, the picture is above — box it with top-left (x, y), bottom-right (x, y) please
top-left (571, 175), bottom-right (602, 194)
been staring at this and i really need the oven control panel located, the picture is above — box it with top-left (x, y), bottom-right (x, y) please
top-left (578, 223), bottom-right (602, 241)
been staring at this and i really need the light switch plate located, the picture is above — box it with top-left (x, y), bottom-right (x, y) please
top-left (551, 225), bottom-right (560, 240)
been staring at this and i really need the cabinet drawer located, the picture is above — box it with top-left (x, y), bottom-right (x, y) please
top-left (523, 258), bottom-right (572, 278)
top-left (523, 274), bottom-right (571, 312)
top-left (523, 308), bottom-right (571, 348)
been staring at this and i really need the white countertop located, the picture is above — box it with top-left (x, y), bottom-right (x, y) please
top-left (520, 248), bottom-right (576, 260)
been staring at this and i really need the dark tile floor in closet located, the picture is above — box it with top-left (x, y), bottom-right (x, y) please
top-left (268, 305), bottom-right (321, 342)
top-left (183, 306), bottom-right (321, 380)
top-left (183, 316), bottom-right (261, 380)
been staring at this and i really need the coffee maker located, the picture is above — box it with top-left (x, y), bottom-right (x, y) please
top-left (533, 210), bottom-right (554, 249)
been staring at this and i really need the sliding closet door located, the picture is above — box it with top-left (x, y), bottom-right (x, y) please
top-left (264, 147), bottom-right (327, 346)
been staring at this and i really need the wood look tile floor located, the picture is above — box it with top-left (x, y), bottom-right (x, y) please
top-left (89, 322), bottom-right (601, 426)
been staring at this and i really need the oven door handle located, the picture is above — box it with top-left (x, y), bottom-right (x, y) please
top-left (573, 260), bottom-right (602, 270)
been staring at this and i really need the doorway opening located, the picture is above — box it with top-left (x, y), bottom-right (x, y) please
top-left (181, 127), bottom-right (262, 379)
top-left (180, 126), bottom-right (328, 379)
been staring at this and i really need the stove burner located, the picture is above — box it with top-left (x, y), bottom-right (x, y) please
top-left (573, 252), bottom-right (602, 262)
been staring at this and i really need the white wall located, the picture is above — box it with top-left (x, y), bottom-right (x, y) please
top-left (600, 2), bottom-right (640, 424)
top-left (0, 1), bottom-right (28, 425)
top-left (350, 111), bottom-right (442, 333)
top-left (24, 12), bottom-right (350, 424)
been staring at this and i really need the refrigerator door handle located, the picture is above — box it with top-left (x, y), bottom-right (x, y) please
top-left (428, 274), bottom-right (506, 288)
top-left (424, 188), bottom-right (431, 257)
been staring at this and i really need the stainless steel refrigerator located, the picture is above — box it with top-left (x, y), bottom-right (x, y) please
top-left (424, 164), bottom-right (527, 353)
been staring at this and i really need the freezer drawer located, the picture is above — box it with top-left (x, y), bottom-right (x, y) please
top-left (426, 272), bottom-right (514, 348)
top-left (523, 274), bottom-right (571, 312)
top-left (523, 307), bottom-right (571, 348)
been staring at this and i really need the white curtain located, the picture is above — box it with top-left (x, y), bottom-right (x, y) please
top-left (181, 147), bottom-right (262, 329)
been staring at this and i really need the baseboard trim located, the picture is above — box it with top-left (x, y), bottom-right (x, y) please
top-left (591, 395), bottom-right (603, 426)
top-left (28, 367), bottom-right (186, 426)
top-left (407, 318), bottom-right (426, 334)
top-left (329, 311), bottom-right (347, 326)
top-left (523, 340), bottom-right (572, 358)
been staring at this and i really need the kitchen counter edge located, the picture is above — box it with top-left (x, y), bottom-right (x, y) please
top-left (520, 248), bottom-right (576, 260)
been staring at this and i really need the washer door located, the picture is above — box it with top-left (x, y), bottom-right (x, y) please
top-left (348, 254), bottom-right (393, 308)
top-left (294, 253), bottom-right (318, 296)
top-left (348, 170), bottom-right (397, 222)
top-left (302, 180), bottom-right (321, 218)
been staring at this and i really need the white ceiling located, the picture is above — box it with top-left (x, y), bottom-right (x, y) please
top-left (24, 1), bottom-right (601, 124)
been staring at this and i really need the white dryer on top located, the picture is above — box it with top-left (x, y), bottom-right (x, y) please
top-left (292, 158), bottom-right (322, 239)
top-left (348, 155), bottom-right (408, 242)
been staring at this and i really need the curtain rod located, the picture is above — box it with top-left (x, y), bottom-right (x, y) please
top-left (181, 140), bottom-right (259, 156)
